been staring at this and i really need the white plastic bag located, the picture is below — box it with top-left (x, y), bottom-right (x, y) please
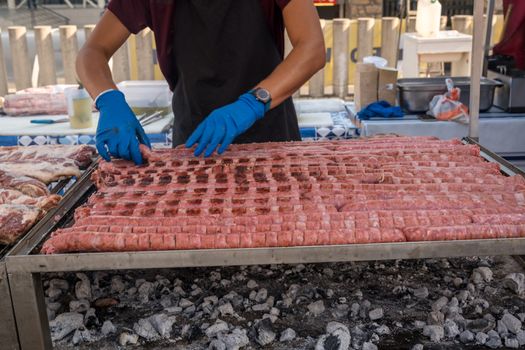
top-left (428, 79), bottom-right (469, 123)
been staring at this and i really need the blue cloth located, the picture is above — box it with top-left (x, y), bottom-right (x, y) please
top-left (95, 90), bottom-right (151, 165)
top-left (186, 93), bottom-right (265, 157)
top-left (357, 101), bottom-right (404, 120)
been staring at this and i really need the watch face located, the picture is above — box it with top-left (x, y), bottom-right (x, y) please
top-left (256, 89), bottom-right (270, 103)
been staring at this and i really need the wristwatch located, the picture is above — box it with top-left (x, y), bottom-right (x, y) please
top-left (250, 87), bottom-right (272, 113)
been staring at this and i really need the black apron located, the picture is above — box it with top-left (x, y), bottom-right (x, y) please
top-left (171, 0), bottom-right (301, 147)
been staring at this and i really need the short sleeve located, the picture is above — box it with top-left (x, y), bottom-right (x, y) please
top-left (276, 0), bottom-right (292, 9)
top-left (107, 0), bottom-right (151, 34)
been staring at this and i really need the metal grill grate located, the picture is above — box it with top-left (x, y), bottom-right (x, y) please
top-left (41, 137), bottom-right (525, 254)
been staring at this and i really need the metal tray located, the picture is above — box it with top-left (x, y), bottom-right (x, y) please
top-left (5, 140), bottom-right (525, 350)
top-left (397, 77), bottom-right (503, 113)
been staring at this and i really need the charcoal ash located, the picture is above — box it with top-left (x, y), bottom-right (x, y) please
top-left (47, 257), bottom-right (525, 350)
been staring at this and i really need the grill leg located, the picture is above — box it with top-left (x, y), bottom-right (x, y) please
top-left (0, 264), bottom-right (20, 350)
top-left (9, 272), bottom-right (52, 350)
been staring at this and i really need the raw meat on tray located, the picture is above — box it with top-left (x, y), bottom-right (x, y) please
top-left (0, 204), bottom-right (44, 245)
top-left (42, 136), bottom-right (525, 254)
top-left (0, 144), bottom-right (96, 245)
top-left (0, 144), bottom-right (96, 168)
top-left (0, 170), bottom-right (50, 197)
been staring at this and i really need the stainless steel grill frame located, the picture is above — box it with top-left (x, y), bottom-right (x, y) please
top-left (5, 139), bottom-right (525, 350)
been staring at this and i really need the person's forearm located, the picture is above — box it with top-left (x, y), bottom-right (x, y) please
top-left (76, 47), bottom-right (117, 100)
top-left (257, 40), bottom-right (325, 108)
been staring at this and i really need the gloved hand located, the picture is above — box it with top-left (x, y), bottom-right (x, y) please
top-left (95, 90), bottom-right (151, 165)
top-left (185, 93), bottom-right (266, 157)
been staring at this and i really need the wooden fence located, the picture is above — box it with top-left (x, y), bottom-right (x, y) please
top-left (0, 14), bottom-right (504, 99)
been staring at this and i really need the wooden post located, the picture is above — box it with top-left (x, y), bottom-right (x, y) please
top-left (333, 19), bottom-right (350, 99)
top-left (381, 17), bottom-right (400, 68)
top-left (84, 24), bottom-right (96, 40)
top-left (440, 16), bottom-right (448, 30)
top-left (59, 25), bottom-right (79, 84)
top-left (357, 18), bottom-right (374, 62)
top-left (452, 15), bottom-right (473, 35)
top-left (407, 16), bottom-right (417, 33)
top-left (355, 63), bottom-right (378, 111)
top-left (34, 26), bottom-right (57, 86)
top-left (135, 29), bottom-right (154, 80)
top-left (111, 41), bottom-right (131, 83)
top-left (0, 29), bottom-right (9, 95)
top-left (308, 19), bottom-right (326, 98)
top-left (8, 26), bottom-right (32, 90)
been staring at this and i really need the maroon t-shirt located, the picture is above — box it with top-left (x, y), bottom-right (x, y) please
top-left (108, 0), bottom-right (291, 90)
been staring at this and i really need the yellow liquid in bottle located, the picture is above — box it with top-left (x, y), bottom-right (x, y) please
top-left (70, 98), bottom-right (93, 129)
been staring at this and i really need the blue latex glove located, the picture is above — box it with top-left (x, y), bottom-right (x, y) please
top-left (185, 93), bottom-right (265, 157)
top-left (95, 90), bottom-right (151, 165)
top-left (357, 100), bottom-right (404, 120)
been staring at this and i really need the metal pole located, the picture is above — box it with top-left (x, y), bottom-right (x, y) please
top-left (483, 0), bottom-right (496, 75)
top-left (469, 0), bottom-right (485, 140)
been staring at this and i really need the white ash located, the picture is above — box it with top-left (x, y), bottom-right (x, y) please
top-left (75, 273), bottom-right (92, 301)
top-left (206, 319), bottom-right (229, 338)
top-left (50, 312), bottom-right (84, 341)
top-left (255, 319), bottom-right (276, 346)
top-left (444, 319), bottom-right (460, 338)
top-left (413, 287), bottom-right (429, 299)
top-left (459, 329), bottom-right (475, 343)
top-left (246, 280), bottom-right (258, 289)
top-left (307, 300), bottom-right (325, 317)
top-left (517, 330), bottom-right (525, 346)
top-left (280, 328), bottom-right (297, 342)
top-left (501, 313), bottom-right (522, 334)
top-left (503, 273), bottom-right (525, 294)
top-left (71, 328), bottom-right (96, 345)
top-left (101, 321), bottom-right (116, 336)
top-left (133, 317), bottom-right (159, 341)
top-left (149, 313), bottom-right (176, 338)
top-left (476, 331), bottom-right (489, 345)
top-left (362, 341), bottom-right (378, 350)
top-left (69, 299), bottom-right (90, 313)
top-left (505, 338), bottom-right (520, 349)
top-left (368, 308), bottom-right (384, 321)
top-left (118, 332), bottom-right (139, 346)
top-left (315, 322), bottom-right (351, 350)
top-left (423, 325), bottom-right (445, 342)
top-left (471, 267), bottom-right (493, 284)
top-left (485, 331), bottom-right (503, 349)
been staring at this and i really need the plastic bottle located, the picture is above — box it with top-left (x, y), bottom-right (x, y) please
top-left (66, 83), bottom-right (93, 129)
top-left (415, 0), bottom-right (442, 37)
